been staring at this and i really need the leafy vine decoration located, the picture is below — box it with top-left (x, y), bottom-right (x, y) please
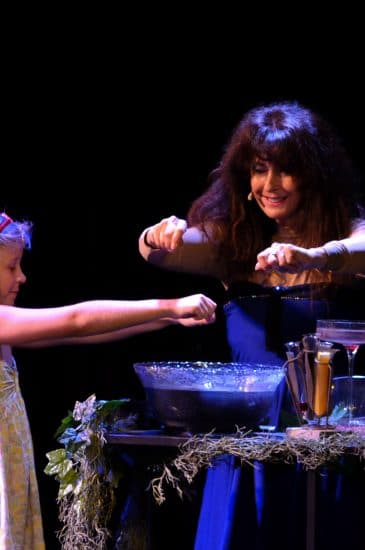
top-left (44, 394), bottom-right (133, 550)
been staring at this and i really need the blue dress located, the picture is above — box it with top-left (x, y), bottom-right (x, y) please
top-left (194, 281), bottom-right (365, 550)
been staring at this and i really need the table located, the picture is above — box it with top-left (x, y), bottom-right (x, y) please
top-left (106, 430), bottom-right (365, 550)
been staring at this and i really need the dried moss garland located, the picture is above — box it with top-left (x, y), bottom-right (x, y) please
top-left (45, 395), bottom-right (132, 550)
top-left (150, 430), bottom-right (365, 505)
top-left (57, 431), bottom-right (115, 550)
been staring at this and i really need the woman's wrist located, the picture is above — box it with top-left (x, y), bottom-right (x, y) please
top-left (143, 229), bottom-right (159, 249)
top-left (320, 241), bottom-right (350, 271)
top-left (308, 247), bottom-right (328, 270)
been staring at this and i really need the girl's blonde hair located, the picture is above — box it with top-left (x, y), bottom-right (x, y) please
top-left (0, 213), bottom-right (32, 249)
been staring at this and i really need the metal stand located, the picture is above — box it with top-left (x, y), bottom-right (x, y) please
top-left (306, 470), bottom-right (316, 550)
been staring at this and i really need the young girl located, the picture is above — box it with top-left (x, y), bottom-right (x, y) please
top-left (0, 211), bottom-right (216, 549)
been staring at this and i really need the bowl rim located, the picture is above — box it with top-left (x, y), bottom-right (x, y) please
top-left (133, 361), bottom-right (283, 371)
top-left (332, 375), bottom-right (365, 381)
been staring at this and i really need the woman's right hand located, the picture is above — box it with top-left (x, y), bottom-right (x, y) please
top-left (144, 215), bottom-right (188, 252)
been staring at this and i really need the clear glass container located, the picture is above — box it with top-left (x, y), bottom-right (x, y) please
top-left (134, 361), bottom-right (284, 433)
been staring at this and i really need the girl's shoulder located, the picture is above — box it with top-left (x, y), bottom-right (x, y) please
top-left (0, 344), bottom-right (13, 365)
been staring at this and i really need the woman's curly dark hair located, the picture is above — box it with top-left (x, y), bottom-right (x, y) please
top-left (187, 101), bottom-right (362, 278)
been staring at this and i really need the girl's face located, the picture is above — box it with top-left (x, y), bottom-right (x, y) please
top-left (0, 245), bottom-right (26, 305)
top-left (250, 159), bottom-right (302, 226)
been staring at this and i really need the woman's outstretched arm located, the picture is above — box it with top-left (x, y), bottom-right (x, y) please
top-left (255, 228), bottom-right (365, 274)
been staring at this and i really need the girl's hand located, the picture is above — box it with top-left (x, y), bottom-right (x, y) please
top-left (170, 293), bottom-right (217, 321)
top-left (176, 313), bottom-right (216, 327)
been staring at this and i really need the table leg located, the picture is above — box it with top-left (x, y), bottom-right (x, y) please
top-left (306, 470), bottom-right (316, 550)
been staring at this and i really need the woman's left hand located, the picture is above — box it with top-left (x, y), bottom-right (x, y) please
top-left (255, 242), bottom-right (327, 273)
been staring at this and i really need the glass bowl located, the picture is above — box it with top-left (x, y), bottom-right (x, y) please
top-left (329, 375), bottom-right (365, 426)
top-left (133, 361), bottom-right (285, 433)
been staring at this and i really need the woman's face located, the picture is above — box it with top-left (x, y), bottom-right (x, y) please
top-left (250, 159), bottom-right (302, 226)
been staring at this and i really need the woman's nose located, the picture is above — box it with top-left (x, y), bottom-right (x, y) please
top-left (263, 169), bottom-right (282, 191)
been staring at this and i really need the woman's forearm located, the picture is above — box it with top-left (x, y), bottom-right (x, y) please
top-left (320, 232), bottom-right (365, 273)
top-left (139, 226), bottom-right (224, 278)
top-left (256, 231), bottom-right (365, 275)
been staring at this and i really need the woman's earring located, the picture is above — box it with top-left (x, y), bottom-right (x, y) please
top-left (247, 191), bottom-right (253, 201)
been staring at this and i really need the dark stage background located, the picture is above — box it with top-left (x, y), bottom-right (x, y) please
top-left (3, 18), bottom-right (364, 548)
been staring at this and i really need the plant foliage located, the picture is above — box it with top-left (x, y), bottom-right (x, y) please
top-left (45, 394), bottom-right (132, 549)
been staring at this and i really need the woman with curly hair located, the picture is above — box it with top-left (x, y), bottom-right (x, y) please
top-left (139, 101), bottom-right (365, 549)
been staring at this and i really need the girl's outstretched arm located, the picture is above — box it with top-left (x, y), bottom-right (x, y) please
top-left (0, 294), bottom-right (216, 346)
top-left (19, 313), bottom-right (216, 348)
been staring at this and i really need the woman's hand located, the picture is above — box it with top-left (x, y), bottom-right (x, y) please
top-left (144, 215), bottom-right (188, 251)
top-left (255, 242), bottom-right (327, 273)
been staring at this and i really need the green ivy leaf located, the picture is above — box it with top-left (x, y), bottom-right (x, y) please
top-left (45, 448), bottom-right (67, 465)
top-left (44, 449), bottom-right (74, 478)
top-left (58, 470), bottom-right (81, 498)
top-left (97, 398), bottom-right (131, 416)
top-left (54, 412), bottom-right (75, 438)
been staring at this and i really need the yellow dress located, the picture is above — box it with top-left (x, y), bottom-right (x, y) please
top-left (0, 358), bottom-right (45, 549)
